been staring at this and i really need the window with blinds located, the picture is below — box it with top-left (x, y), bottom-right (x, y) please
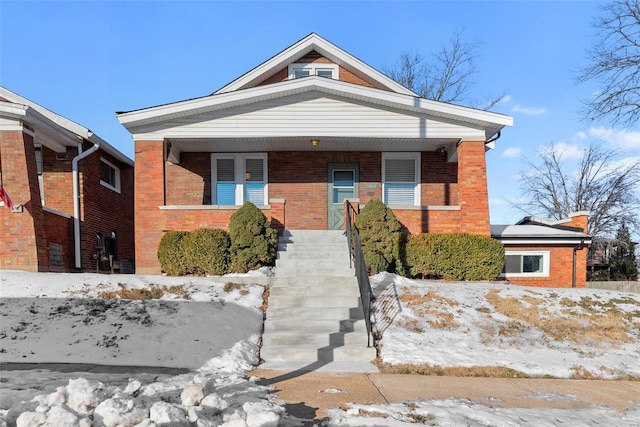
top-left (382, 153), bottom-right (419, 206)
top-left (212, 154), bottom-right (267, 205)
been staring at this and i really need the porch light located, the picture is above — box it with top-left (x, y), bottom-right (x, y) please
top-left (311, 139), bottom-right (319, 147)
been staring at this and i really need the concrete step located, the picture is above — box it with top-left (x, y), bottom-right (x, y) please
top-left (277, 249), bottom-right (350, 260)
top-left (275, 259), bottom-right (352, 270)
top-left (267, 295), bottom-right (362, 309)
top-left (267, 306), bottom-right (363, 320)
top-left (264, 318), bottom-right (368, 333)
top-left (258, 360), bottom-right (378, 373)
top-left (270, 276), bottom-right (358, 287)
top-left (275, 267), bottom-right (355, 277)
top-left (269, 285), bottom-right (360, 297)
top-left (262, 331), bottom-right (368, 347)
top-left (280, 230), bottom-right (347, 244)
top-left (261, 344), bottom-right (377, 363)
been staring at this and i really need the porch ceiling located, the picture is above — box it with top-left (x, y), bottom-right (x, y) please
top-left (166, 136), bottom-right (460, 156)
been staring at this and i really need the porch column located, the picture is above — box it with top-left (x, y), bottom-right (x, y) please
top-left (457, 140), bottom-right (490, 236)
top-left (0, 129), bottom-right (48, 271)
top-left (134, 140), bottom-right (166, 274)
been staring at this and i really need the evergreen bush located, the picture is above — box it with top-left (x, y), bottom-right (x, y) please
top-left (157, 230), bottom-right (189, 276)
top-left (354, 199), bottom-right (405, 274)
top-left (229, 202), bottom-right (278, 273)
top-left (406, 233), bottom-right (504, 281)
top-left (181, 228), bottom-right (231, 276)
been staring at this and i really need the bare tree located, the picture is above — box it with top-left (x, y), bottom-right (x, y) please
top-left (578, 0), bottom-right (640, 126)
top-left (385, 30), bottom-right (505, 110)
top-left (516, 142), bottom-right (640, 237)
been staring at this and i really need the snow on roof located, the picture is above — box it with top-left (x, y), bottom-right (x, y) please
top-left (491, 224), bottom-right (591, 244)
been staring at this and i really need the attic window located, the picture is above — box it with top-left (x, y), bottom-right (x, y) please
top-left (289, 63), bottom-right (339, 80)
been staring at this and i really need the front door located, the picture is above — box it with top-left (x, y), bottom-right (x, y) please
top-left (328, 163), bottom-right (359, 230)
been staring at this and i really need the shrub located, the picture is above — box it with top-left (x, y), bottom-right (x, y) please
top-left (182, 228), bottom-right (231, 276)
top-left (354, 199), bottom-right (405, 274)
top-left (406, 233), bottom-right (504, 281)
top-left (157, 230), bottom-right (189, 276)
top-left (229, 202), bottom-right (278, 273)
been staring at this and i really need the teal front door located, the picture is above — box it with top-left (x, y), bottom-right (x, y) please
top-left (328, 163), bottom-right (359, 230)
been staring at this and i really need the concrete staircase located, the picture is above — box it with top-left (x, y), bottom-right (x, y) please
top-left (260, 230), bottom-right (377, 372)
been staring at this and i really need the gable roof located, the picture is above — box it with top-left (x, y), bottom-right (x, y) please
top-left (117, 75), bottom-right (513, 140)
top-left (0, 87), bottom-right (133, 166)
top-left (213, 33), bottom-right (418, 96)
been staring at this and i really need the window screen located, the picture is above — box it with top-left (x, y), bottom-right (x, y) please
top-left (384, 158), bottom-right (416, 205)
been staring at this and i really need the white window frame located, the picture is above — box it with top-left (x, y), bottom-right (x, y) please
top-left (502, 251), bottom-right (550, 278)
top-left (99, 157), bottom-right (121, 193)
top-left (211, 153), bottom-right (268, 206)
top-left (288, 63), bottom-right (339, 80)
top-left (381, 152), bottom-right (421, 206)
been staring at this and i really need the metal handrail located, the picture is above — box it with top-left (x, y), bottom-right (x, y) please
top-left (344, 200), bottom-right (376, 348)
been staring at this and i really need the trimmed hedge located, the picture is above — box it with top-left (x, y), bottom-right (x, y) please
top-left (355, 199), bottom-right (405, 275)
top-left (406, 233), bottom-right (504, 281)
top-left (182, 228), bottom-right (231, 276)
top-left (157, 230), bottom-right (190, 276)
top-left (229, 202), bottom-right (278, 273)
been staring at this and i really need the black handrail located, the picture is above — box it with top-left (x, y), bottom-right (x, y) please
top-left (344, 200), bottom-right (376, 348)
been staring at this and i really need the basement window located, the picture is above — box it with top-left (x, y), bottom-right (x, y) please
top-left (100, 157), bottom-right (121, 193)
top-left (49, 243), bottom-right (63, 267)
top-left (502, 251), bottom-right (550, 277)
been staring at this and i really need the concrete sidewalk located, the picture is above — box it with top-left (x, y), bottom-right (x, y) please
top-left (251, 369), bottom-right (640, 417)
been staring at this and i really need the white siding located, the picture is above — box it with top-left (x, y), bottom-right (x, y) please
top-left (132, 92), bottom-right (486, 140)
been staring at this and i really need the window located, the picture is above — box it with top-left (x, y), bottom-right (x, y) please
top-left (211, 154), bottom-right (267, 205)
top-left (503, 251), bottom-right (550, 277)
top-left (289, 63), bottom-right (339, 80)
top-left (49, 243), bottom-right (63, 267)
top-left (35, 145), bottom-right (44, 203)
top-left (332, 170), bottom-right (355, 204)
top-left (100, 158), bottom-right (121, 193)
top-left (382, 153), bottom-right (420, 206)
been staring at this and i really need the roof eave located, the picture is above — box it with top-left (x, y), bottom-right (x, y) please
top-left (117, 77), bottom-right (513, 134)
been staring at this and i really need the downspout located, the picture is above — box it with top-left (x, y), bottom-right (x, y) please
top-left (72, 137), bottom-right (100, 269)
top-left (571, 239), bottom-right (586, 288)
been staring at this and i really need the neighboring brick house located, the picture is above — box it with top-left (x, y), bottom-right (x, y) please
top-left (0, 87), bottom-right (134, 273)
top-left (492, 212), bottom-right (592, 287)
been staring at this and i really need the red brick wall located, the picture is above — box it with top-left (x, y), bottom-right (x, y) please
top-left (166, 153), bottom-right (211, 205)
top-left (161, 151), bottom-right (462, 233)
top-left (457, 141), bottom-right (490, 235)
top-left (0, 130), bottom-right (48, 271)
top-left (251, 51), bottom-right (392, 91)
top-left (134, 140), bottom-right (165, 274)
top-left (41, 145), bottom-right (74, 215)
top-left (394, 209), bottom-right (462, 234)
top-left (80, 145), bottom-right (135, 270)
top-left (504, 244), bottom-right (588, 288)
top-left (43, 210), bottom-right (72, 271)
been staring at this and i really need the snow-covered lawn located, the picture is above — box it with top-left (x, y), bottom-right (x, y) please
top-left (372, 272), bottom-right (640, 379)
top-left (1, 270), bottom-right (639, 426)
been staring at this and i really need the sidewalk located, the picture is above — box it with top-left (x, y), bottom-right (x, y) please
top-left (251, 369), bottom-right (640, 418)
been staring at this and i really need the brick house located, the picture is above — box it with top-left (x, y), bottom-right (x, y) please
top-left (118, 33), bottom-right (516, 275)
top-left (492, 212), bottom-right (592, 287)
top-left (0, 87), bottom-right (134, 273)
top-left (116, 34), bottom-right (592, 287)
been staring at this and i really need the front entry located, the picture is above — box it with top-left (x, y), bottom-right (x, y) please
top-left (328, 163), bottom-right (359, 230)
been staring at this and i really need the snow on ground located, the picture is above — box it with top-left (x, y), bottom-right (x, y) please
top-left (1, 270), bottom-right (639, 426)
top-left (372, 272), bottom-right (640, 379)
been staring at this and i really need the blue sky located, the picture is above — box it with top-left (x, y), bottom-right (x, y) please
top-left (2, 0), bottom-right (639, 227)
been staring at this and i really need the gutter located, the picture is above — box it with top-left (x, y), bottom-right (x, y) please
top-left (72, 136), bottom-right (101, 269)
